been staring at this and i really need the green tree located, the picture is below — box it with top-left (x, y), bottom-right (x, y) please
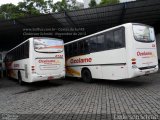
top-left (68, 0), bottom-right (80, 10)
top-left (99, 0), bottom-right (119, 6)
top-left (17, 1), bottom-right (40, 15)
top-left (52, 0), bottom-right (68, 12)
top-left (89, 0), bottom-right (97, 8)
top-left (0, 0), bottom-right (81, 20)
top-left (0, 3), bottom-right (26, 20)
top-left (52, 0), bottom-right (80, 12)
top-left (17, 0), bottom-right (54, 14)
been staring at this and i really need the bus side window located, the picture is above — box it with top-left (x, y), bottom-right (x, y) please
top-left (67, 45), bottom-right (70, 57)
top-left (17, 48), bottom-right (19, 60)
top-left (83, 39), bottom-right (90, 54)
top-left (89, 36), bottom-right (97, 52)
top-left (97, 34), bottom-right (105, 51)
top-left (78, 41), bottom-right (84, 55)
top-left (105, 31), bottom-right (114, 50)
top-left (19, 46), bottom-right (22, 60)
top-left (20, 45), bottom-right (24, 60)
top-left (69, 44), bottom-right (73, 57)
top-left (73, 42), bottom-right (78, 56)
top-left (10, 51), bottom-right (14, 61)
top-left (14, 48), bottom-right (18, 61)
top-left (114, 28), bottom-right (125, 48)
top-left (65, 45), bottom-right (68, 58)
top-left (24, 41), bottom-right (29, 59)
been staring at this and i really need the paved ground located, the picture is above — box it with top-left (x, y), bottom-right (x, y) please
top-left (0, 72), bottom-right (160, 120)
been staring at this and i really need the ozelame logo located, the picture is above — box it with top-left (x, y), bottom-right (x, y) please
top-left (70, 58), bottom-right (92, 64)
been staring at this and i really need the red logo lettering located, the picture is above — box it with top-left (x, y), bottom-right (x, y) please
top-left (137, 51), bottom-right (152, 56)
top-left (70, 58), bottom-right (92, 64)
top-left (39, 60), bottom-right (55, 64)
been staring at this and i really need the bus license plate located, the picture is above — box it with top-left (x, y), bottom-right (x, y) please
top-left (145, 71), bottom-right (150, 74)
top-left (48, 76), bottom-right (54, 80)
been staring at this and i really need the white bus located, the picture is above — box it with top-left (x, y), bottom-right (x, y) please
top-left (65, 23), bottom-right (158, 83)
top-left (4, 37), bottom-right (65, 85)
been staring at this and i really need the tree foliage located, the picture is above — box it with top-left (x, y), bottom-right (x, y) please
top-left (99, 0), bottom-right (119, 6)
top-left (18, 0), bottom-right (54, 14)
top-left (52, 0), bottom-right (80, 12)
top-left (52, 0), bottom-right (68, 12)
top-left (89, 0), bottom-right (97, 8)
top-left (0, 3), bottom-right (26, 20)
top-left (0, 0), bottom-right (81, 20)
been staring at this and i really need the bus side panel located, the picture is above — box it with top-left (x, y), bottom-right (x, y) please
top-left (125, 24), bottom-right (136, 79)
top-left (101, 65), bottom-right (128, 80)
top-left (66, 66), bottom-right (103, 79)
top-left (7, 69), bottom-right (18, 79)
top-left (66, 66), bottom-right (82, 77)
top-left (9, 59), bottom-right (30, 82)
top-left (5, 59), bottom-right (30, 82)
top-left (66, 48), bottom-right (127, 80)
top-left (19, 59), bottom-right (31, 82)
top-left (87, 66), bottom-right (103, 79)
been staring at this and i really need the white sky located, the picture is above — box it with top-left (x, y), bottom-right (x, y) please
top-left (0, 0), bottom-right (84, 5)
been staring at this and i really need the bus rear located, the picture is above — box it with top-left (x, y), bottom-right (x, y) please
top-left (31, 37), bottom-right (65, 82)
top-left (128, 23), bottom-right (158, 78)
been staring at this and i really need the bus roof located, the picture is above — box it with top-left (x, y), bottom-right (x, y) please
top-left (64, 23), bottom-right (133, 45)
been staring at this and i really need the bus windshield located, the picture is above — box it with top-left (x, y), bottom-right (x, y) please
top-left (34, 38), bottom-right (64, 53)
top-left (133, 24), bottom-right (155, 42)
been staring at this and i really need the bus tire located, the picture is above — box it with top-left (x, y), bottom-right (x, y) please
top-left (18, 72), bottom-right (24, 85)
top-left (82, 69), bottom-right (93, 83)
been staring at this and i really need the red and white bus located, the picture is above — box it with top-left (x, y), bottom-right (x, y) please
top-left (4, 37), bottom-right (65, 85)
top-left (65, 23), bottom-right (158, 82)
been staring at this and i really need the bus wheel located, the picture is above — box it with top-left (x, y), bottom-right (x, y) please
top-left (18, 72), bottom-right (24, 85)
top-left (82, 69), bottom-right (92, 83)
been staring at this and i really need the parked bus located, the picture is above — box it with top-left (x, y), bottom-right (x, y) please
top-left (4, 37), bottom-right (65, 85)
top-left (65, 23), bottom-right (158, 83)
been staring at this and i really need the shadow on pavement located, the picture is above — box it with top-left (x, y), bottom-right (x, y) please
top-left (65, 76), bottom-right (152, 88)
top-left (94, 78), bottom-right (151, 88)
top-left (14, 81), bottom-right (63, 94)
